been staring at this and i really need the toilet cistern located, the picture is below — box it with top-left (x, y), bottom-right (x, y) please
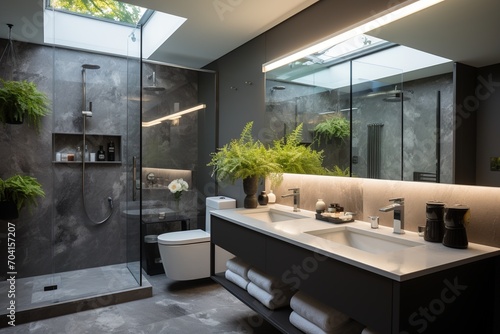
top-left (281, 188), bottom-right (300, 212)
top-left (379, 197), bottom-right (405, 234)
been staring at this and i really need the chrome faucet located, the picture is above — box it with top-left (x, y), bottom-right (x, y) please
top-left (379, 197), bottom-right (405, 234)
top-left (281, 188), bottom-right (300, 212)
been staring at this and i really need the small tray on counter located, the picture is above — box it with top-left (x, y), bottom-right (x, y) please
top-left (315, 213), bottom-right (354, 224)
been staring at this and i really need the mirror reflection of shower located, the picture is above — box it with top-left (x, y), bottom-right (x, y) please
top-left (81, 64), bottom-right (113, 225)
top-left (144, 71), bottom-right (165, 92)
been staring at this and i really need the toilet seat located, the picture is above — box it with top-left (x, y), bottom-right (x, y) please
top-left (157, 229), bottom-right (210, 245)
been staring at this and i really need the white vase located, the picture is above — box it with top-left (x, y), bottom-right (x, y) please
top-left (267, 190), bottom-right (276, 204)
top-left (315, 199), bottom-right (326, 213)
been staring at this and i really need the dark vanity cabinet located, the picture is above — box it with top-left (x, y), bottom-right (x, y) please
top-left (210, 216), bottom-right (500, 334)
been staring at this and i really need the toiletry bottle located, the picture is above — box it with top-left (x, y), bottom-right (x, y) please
top-left (97, 145), bottom-right (106, 161)
top-left (258, 191), bottom-right (269, 206)
top-left (107, 141), bottom-right (115, 161)
top-left (75, 147), bottom-right (82, 162)
top-left (85, 145), bottom-right (90, 161)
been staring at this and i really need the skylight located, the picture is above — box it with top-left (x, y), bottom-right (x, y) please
top-left (44, 0), bottom-right (186, 58)
top-left (48, 0), bottom-right (149, 26)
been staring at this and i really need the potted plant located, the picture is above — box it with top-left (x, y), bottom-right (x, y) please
top-left (0, 79), bottom-right (51, 130)
top-left (313, 115), bottom-right (350, 145)
top-left (271, 123), bottom-right (328, 176)
top-left (208, 122), bottom-right (281, 208)
top-left (0, 174), bottom-right (45, 220)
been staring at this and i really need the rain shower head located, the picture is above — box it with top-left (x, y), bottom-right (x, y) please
top-left (271, 85), bottom-right (286, 91)
top-left (144, 86), bottom-right (166, 92)
top-left (82, 64), bottom-right (100, 70)
top-left (383, 92), bottom-right (411, 102)
top-left (381, 86), bottom-right (412, 102)
top-left (144, 71), bottom-right (165, 92)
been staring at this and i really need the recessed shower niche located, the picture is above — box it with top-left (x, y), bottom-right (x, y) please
top-left (52, 132), bottom-right (122, 163)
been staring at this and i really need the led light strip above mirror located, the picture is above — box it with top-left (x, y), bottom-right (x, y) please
top-left (262, 0), bottom-right (445, 73)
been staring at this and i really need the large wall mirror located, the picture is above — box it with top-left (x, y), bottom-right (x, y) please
top-left (264, 0), bottom-right (500, 186)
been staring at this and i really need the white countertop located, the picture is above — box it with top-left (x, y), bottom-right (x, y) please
top-left (211, 204), bottom-right (500, 281)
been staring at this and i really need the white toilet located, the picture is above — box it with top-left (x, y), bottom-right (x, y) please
top-left (157, 196), bottom-right (235, 280)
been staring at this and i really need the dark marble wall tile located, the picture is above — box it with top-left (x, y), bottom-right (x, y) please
top-left (0, 39), bottom-right (207, 280)
top-left (0, 41), bottom-right (137, 278)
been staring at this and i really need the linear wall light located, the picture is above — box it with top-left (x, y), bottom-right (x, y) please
top-left (142, 103), bottom-right (206, 127)
top-left (262, 0), bottom-right (444, 73)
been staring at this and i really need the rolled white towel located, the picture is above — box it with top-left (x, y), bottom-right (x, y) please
top-left (247, 282), bottom-right (292, 310)
top-left (226, 257), bottom-right (252, 280)
top-left (290, 311), bottom-right (364, 334)
top-left (225, 269), bottom-right (250, 290)
top-left (289, 311), bottom-right (329, 334)
top-left (247, 267), bottom-right (289, 293)
top-left (290, 291), bottom-right (350, 332)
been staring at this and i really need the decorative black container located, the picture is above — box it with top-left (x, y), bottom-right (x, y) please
top-left (442, 205), bottom-right (469, 249)
top-left (243, 176), bottom-right (258, 208)
top-left (424, 219), bottom-right (444, 242)
top-left (424, 201), bottom-right (445, 242)
top-left (258, 191), bottom-right (268, 206)
top-left (425, 201), bottom-right (445, 220)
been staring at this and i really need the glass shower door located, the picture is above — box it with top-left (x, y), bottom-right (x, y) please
top-left (125, 27), bottom-right (142, 285)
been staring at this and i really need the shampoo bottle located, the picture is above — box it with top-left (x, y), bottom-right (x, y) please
top-left (97, 145), bottom-right (106, 161)
top-left (107, 141), bottom-right (115, 161)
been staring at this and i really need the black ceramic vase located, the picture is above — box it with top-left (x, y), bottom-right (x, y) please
top-left (442, 205), bottom-right (469, 249)
top-left (424, 201), bottom-right (445, 242)
top-left (258, 191), bottom-right (268, 206)
top-left (243, 176), bottom-right (259, 208)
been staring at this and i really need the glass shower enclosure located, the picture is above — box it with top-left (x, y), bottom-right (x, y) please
top-left (0, 17), bottom-right (147, 323)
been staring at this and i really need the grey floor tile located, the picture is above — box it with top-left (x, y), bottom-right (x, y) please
top-left (3, 272), bottom-right (282, 334)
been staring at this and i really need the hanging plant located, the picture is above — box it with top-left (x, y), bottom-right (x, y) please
top-left (0, 79), bottom-right (51, 131)
top-left (313, 115), bottom-right (350, 145)
top-left (0, 175), bottom-right (45, 220)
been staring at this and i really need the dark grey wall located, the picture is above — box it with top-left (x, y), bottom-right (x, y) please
top-left (205, 0), bottom-right (402, 204)
top-left (454, 63), bottom-right (478, 185)
top-left (205, 0), bottom-right (500, 200)
top-left (0, 42), bottom-right (133, 278)
top-left (477, 64), bottom-right (500, 186)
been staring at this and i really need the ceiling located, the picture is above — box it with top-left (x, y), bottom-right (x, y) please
top-left (0, 0), bottom-right (499, 69)
top-left (366, 0), bottom-right (500, 68)
top-left (0, 0), bottom-right (318, 69)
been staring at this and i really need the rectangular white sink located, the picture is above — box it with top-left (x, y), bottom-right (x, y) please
top-left (239, 208), bottom-right (309, 223)
top-left (305, 226), bottom-right (423, 254)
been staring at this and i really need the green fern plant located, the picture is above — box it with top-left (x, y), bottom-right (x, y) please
top-left (207, 122), bottom-right (281, 183)
top-left (0, 175), bottom-right (45, 213)
top-left (0, 79), bottom-right (51, 131)
top-left (313, 115), bottom-right (350, 145)
top-left (271, 123), bottom-right (328, 178)
top-left (326, 165), bottom-right (351, 177)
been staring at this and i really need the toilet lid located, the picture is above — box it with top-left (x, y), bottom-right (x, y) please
top-left (157, 229), bottom-right (210, 245)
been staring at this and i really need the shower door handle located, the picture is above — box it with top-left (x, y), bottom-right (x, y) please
top-left (133, 156), bottom-right (138, 201)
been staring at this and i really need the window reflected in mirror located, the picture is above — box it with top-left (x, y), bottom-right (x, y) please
top-left (265, 33), bottom-right (454, 183)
